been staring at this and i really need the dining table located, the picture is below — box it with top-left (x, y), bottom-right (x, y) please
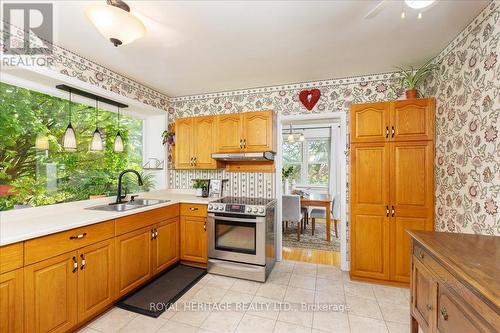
top-left (300, 193), bottom-right (333, 242)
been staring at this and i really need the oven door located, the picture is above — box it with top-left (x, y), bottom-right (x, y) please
top-left (208, 213), bottom-right (266, 265)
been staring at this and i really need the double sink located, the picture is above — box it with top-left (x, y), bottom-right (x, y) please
top-left (86, 198), bottom-right (170, 212)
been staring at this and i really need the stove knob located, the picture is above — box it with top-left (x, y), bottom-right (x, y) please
top-left (253, 207), bottom-right (258, 213)
top-left (219, 204), bottom-right (225, 211)
top-left (208, 204), bottom-right (213, 210)
top-left (258, 207), bottom-right (265, 214)
top-left (246, 206), bottom-right (253, 213)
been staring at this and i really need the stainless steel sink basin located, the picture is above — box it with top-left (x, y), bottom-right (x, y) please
top-left (86, 199), bottom-right (170, 212)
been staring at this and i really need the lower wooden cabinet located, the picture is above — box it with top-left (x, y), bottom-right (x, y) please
top-left (153, 217), bottom-right (180, 275)
top-left (0, 268), bottom-right (23, 333)
top-left (115, 226), bottom-right (153, 297)
top-left (411, 259), bottom-right (436, 332)
top-left (24, 252), bottom-right (78, 333)
top-left (77, 239), bottom-right (115, 322)
top-left (180, 216), bottom-right (208, 264)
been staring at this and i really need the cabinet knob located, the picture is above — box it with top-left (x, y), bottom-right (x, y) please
top-left (420, 252), bottom-right (425, 259)
top-left (243, 138), bottom-right (246, 148)
top-left (70, 232), bottom-right (87, 240)
top-left (440, 307), bottom-right (448, 321)
top-left (385, 126), bottom-right (389, 138)
top-left (391, 206), bottom-right (395, 217)
top-left (386, 206), bottom-right (389, 217)
top-left (426, 304), bottom-right (433, 311)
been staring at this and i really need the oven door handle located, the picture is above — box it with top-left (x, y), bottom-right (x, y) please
top-left (208, 214), bottom-right (265, 223)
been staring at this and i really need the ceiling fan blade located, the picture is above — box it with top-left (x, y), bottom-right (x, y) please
top-left (364, 0), bottom-right (387, 19)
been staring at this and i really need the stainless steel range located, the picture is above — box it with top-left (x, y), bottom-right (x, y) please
top-left (207, 197), bottom-right (276, 282)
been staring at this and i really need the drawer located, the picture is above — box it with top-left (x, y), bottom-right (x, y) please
top-left (116, 204), bottom-right (179, 235)
top-left (180, 203), bottom-right (207, 217)
top-left (25, 220), bottom-right (115, 265)
top-left (0, 242), bottom-right (23, 273)
top-left (437, 285), bottom-right (488, 333)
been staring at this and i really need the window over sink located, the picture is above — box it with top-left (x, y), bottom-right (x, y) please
top-left (0, 82), bottom-right (149, 211)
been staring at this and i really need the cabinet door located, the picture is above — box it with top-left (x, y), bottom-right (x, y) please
top-left (24, 252), bottom-right (78, 333)
top-left (193, 116), bottom-right (219, 169)
top-left (0, 269), bottom-right (23, 333)
top-left (437, 286), bottom-right (483, 333)
top-left (391, 98), bottom-right (434, 141)
top-left (115, 227), bottom-right (152, 297)
top-left (180, 216), bottom-right (207, 264)
top-left (390, 142), bottom-right (434, 283)
top-left (175, 118), bottom-right (194, 169)
top-left (350, 143), bottom-right (390, 280)
top-left (77, 239), bottom-right (115, 322)
top-left (243, 111), bottom-right (275, 152)
top-left (153, 218), bottom-right (180, 274)
top-left (217, 114), bottom-right (243, 152)
top-left (411, 259), bottom-right (436, 332)
top-left (350, 102), bottom-right (390, 143)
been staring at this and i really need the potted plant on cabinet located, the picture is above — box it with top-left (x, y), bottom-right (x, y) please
top-left (193, 179), bottom-right (206, 197)
top-left (398, 59), bottom-right (437, 99)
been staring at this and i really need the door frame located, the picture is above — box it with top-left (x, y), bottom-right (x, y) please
top-left (276, 111), bottom-right (348, 271)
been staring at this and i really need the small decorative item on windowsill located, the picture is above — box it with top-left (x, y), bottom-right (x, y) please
top-left (162, 130), bottom-right (175, 145)
top-left (397, 58), bottom-right (437, 99)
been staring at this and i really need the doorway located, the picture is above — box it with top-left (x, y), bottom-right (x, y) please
top-left (275, 112), bottom-right (348, 271)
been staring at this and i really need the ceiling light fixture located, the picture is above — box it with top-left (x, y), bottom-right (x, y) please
top-left (114, 106), bottom-right (124, 152)
top-left (299, 133), bottom-right (305, 142)
top-left (287, 125), bottom-right (295, 144)
top-left (63, 90), bottom-right (77, 151)
top-left (404, 0), bottom-right (435, 9)
top-left (90, 99), bottom-right (104, 152)
top-left (86, 0), bottom-right (146, 47)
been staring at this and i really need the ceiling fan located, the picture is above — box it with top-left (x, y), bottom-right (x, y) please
top-left (364, 0), bottom-right (437, 20)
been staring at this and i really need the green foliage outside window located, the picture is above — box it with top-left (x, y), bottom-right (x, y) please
top-left (0, 82), bottom-right (149, 211)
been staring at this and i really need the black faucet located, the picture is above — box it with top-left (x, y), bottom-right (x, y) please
top-left (115, 169), bottom-right (143, 204)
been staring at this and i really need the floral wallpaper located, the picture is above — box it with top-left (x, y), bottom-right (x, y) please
top-left (0, 21), bottom-right (169, 111)
top-left (421, 1), bottom-right (499, 235)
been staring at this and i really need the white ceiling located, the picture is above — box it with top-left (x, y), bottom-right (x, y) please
top-left (53, 0), bottom-right (489, 97)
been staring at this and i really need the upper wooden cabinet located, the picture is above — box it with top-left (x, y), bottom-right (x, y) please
top-left (217, 110), bottom-right (276, 153)
top-left (351, 98), bottom-right (434, 143)
top-left (175, 116), bottom-right (222, 169)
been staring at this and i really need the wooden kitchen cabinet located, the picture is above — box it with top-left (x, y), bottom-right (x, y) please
top-left (24, 252), bottom-right (78, 333)
top-left (152, 217), bottom-right (180, 275)
top-left (115, 226), bottom-right (152, 297)
top-left (351, 98), bottom-right (434, 143)
top-left (180, 216), bottom-right (207, 264)
top-left (350, 98), bottom-right (435, 286)
top-left (351, 102), bottom-right (390, 143)
top-left (411, 259), bottom-right (436, 332)
top-left (77, 239), bottom-right (115, 322)
top-left (175, 116), bottom-right (221, 169)
top-left (216, 110), bottom-right (275, 153)
top-left (0, 268), bottom-right (23, 333)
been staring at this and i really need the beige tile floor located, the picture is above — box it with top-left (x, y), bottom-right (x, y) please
top-left (80, 261), bottom-right (411, 333)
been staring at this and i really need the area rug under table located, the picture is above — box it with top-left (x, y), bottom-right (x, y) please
top-left (117, 264), bottom-right (206, 317)
top-left (282, 219), bottom-right (340, 252)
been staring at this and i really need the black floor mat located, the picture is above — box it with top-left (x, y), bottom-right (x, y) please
top-left (117, 264), bottom-right (206, 318)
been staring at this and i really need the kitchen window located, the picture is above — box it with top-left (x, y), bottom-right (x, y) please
top-left (0, 82), bottom-right (148, 211)
top-left (283, 137), bottom-right (330, 186)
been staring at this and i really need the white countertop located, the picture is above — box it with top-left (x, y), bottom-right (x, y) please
top-left (0, 189), bottom-right (219, 246)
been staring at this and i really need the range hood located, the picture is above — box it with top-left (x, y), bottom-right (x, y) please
top-left (211, 151), bottom-right (275, 162)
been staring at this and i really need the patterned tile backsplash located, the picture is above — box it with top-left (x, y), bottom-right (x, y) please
top-left (168, 169), bottom-right (275, 199)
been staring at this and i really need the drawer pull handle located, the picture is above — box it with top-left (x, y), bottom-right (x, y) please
top-left (190, 207), bottom-right (199, 211)
top-left (391, 206), bottom-right (395, 217)
top-left (80, 254), bottom-right (86, 270)
top-left (386, 206), bottom-right (389, 217)
top-left (440, 307), bottom-right (448, 321)
top-left (426, 304), bottom-right (433, 311)
top-left (204, 221), bottom-right (206, 231)
top-left (385, 126), bottom-right (389, 138)
top-left (70, 232), bottom-right (87, 240)
top-left (72, 256), bottom-right (78, 273)
top-left (391, 126), bottom-right (395, 138)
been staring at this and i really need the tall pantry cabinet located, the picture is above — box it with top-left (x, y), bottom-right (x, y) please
top-left (349, 98), bottom-right (435, 285)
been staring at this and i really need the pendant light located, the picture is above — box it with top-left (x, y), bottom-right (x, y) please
top-left (63, 90), bottom-right (77, 151)
top-left (113, 105), bottom-right (124, 152)
top-left (299, 132), bottom-right (305, 142)
top-left (90, 98), bottom-right (104, 152)
top-left (287, 125), bottom-right (295, 144)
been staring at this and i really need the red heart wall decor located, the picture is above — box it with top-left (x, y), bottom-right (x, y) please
top-left (299, 89), bottom-right (321, 111)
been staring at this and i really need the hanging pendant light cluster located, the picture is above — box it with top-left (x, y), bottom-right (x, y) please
top-left (56, 85), bottom-right (128, 153)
